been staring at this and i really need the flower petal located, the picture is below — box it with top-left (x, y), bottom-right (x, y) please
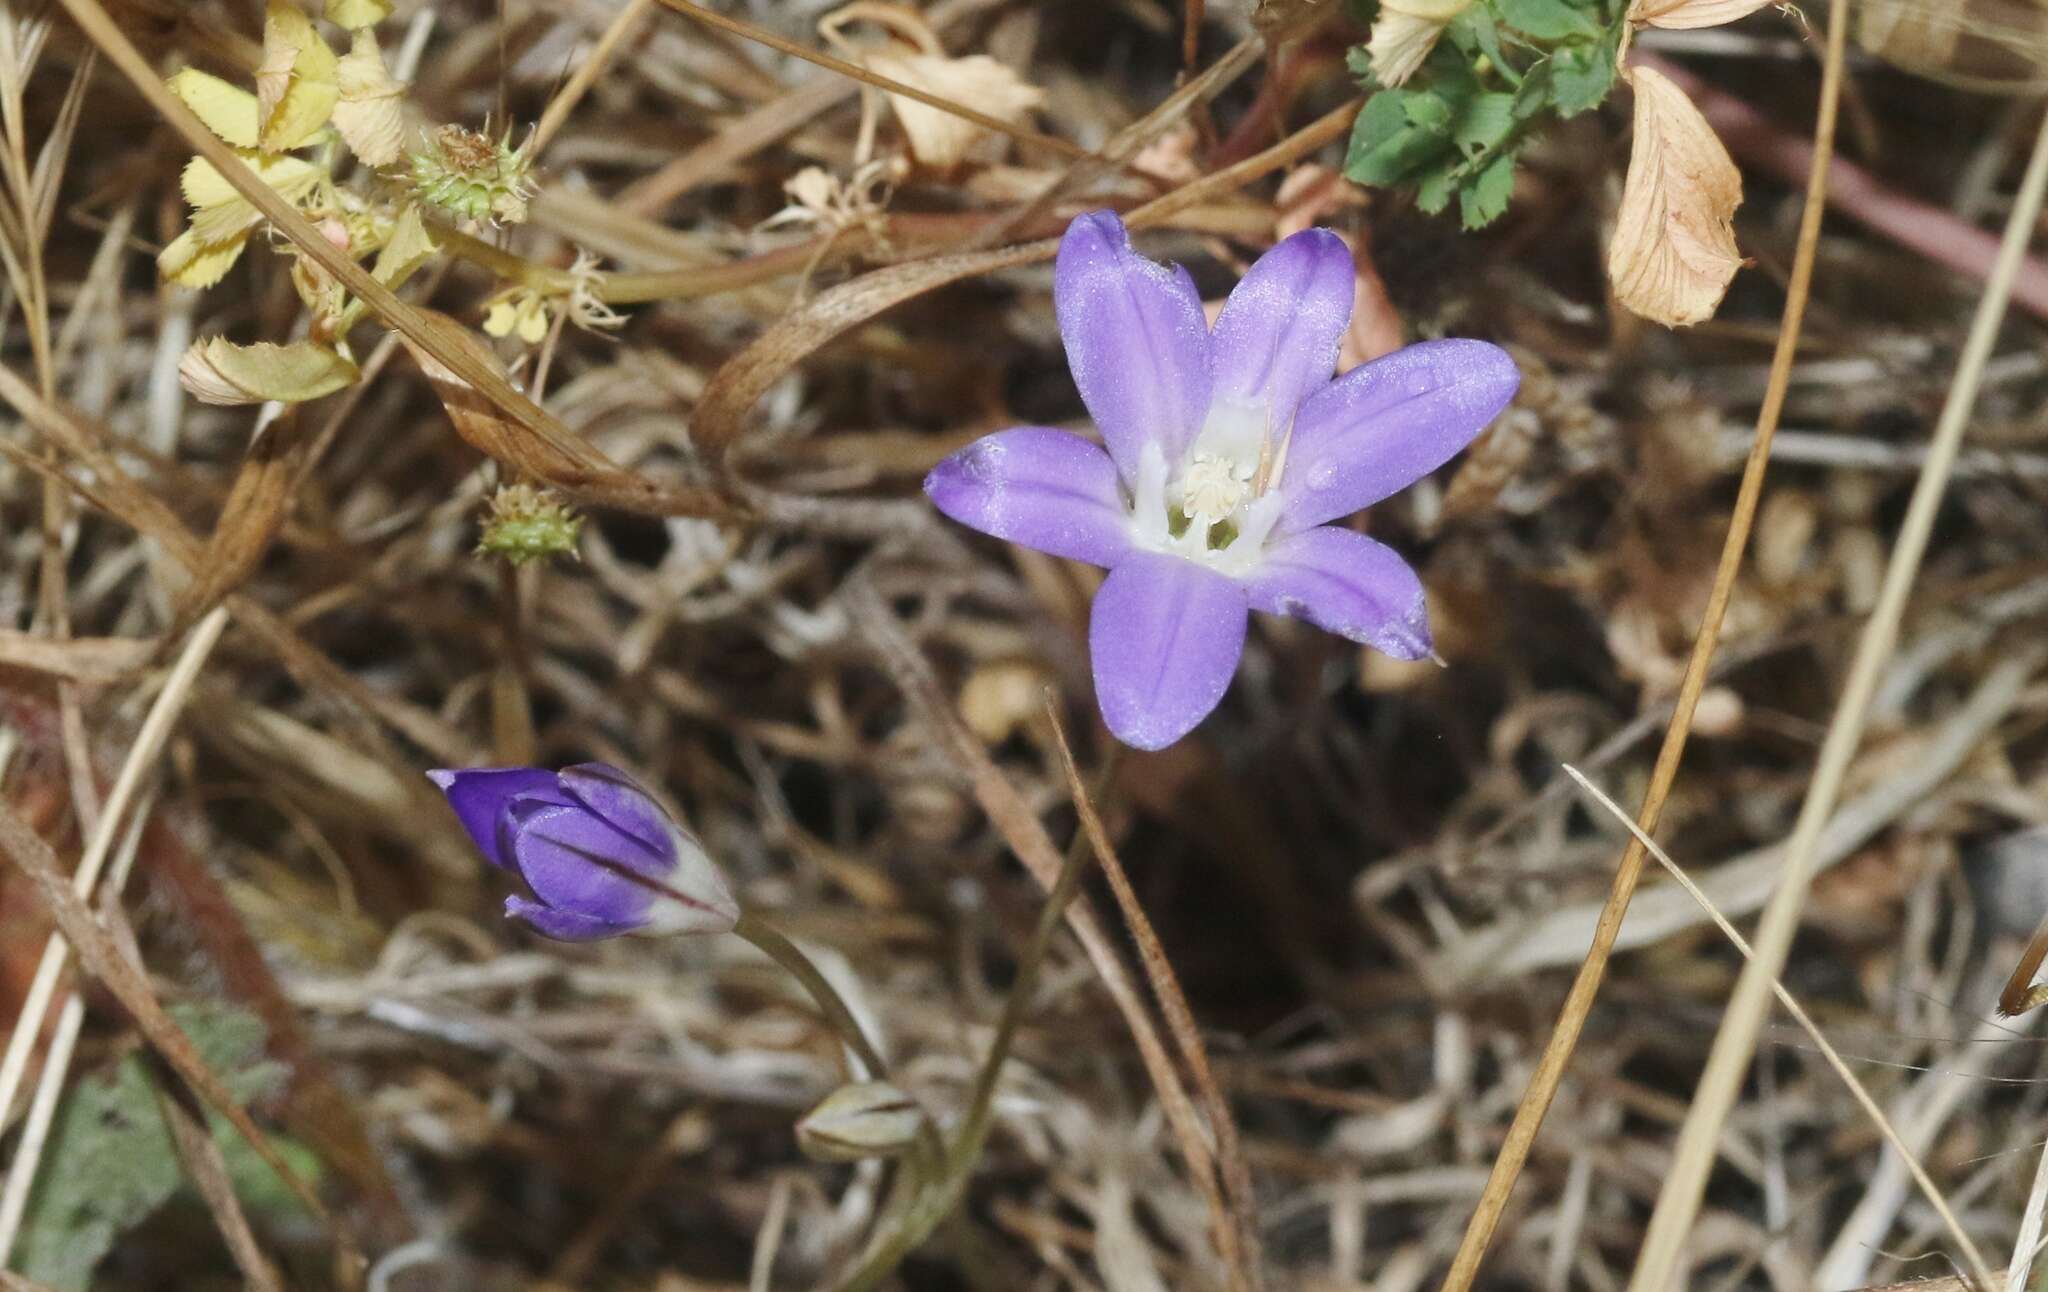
top-left (1089, 552), bottom-right (1248, 750)
top-left (559, 763), bottom-right (673, 854)
top-left (1245, 526), bottom-right (1431, 659)
top-left (1055, 210), bottom-right (1212, 481)
top-left (1209, 228), bottom-right (1354, 429)
top-left (502, 795), bottom-right (661, 928)
top-left (426, 767), bottom-right (559, 867)
top-left (1276, 339), bottom-right (1519, 533)
top-left (505, 895), bottom-right (638, 941)
top-left (924, 428), bottom-right (1132, 566)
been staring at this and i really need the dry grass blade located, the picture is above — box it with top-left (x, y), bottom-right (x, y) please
top-left (1045, 703), bottom-right (1264, 1287)
top-left (146, 1057), bottom-right (287, 1292)
top-left (1560, 765), bottom-right (2000, 1292)
top-left (1434, 0), bottom-right (1851, 1280)
top-left (846, 578), bottom-right (1249, 1287)
top-left (0, 800), bottom-right (359, 1281)
top-left (1628, 81), bottom-right (2048, 1292)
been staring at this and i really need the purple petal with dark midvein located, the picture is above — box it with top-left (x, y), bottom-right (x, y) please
top-left (1054, 210), bottom-right (1212, 482)
top-left (1088, 551), bottom-right (1249, 751)
top-left (559, 763), bottom-right (676, 856)
top-left (505, 895), bottom-right (640, 941)
top-left (426, 767), bottom-right (561, 867)
top-left (924, 428), bottom-right (1132, 567)
top-left (1245, 526), bottom-right (1431, 659)
top-left (501, 795), bottom-right (659, 928)
top-left (1276, 339), bottom-right (1519, 534)
top-left (1209, 228), bottom-right (1354, 430)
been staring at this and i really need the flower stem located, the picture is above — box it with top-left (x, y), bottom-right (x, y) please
top-left (833, 744), bottom-right (1115, 1292)
top-left (731, 909), bottom-right (891, 1084)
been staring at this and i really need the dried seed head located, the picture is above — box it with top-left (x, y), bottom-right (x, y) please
top-left (795, 1081), bottom-right (927, 1162)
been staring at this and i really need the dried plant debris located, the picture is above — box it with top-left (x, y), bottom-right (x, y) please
top-left (5, 0), bottom-right (2048, 1289)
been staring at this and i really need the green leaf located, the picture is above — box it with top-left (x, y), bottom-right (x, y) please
top-left (1416, 165), bottom-right (1457, 214)
top-left (1461, 151), bottom-right (1519, 227)
top-left (1493, 0), bottom-right (1600, 40)
top-left (1404, 91), bottom-right (1454, 130)
top-left (1452, 7), bottom-right (1518, 83)
top-left (1455, 92), bottom-right (1519, 155)
top-left (1345, 91), bottom-right (1455, 186)
top-left (1549, 30), bottom-right (1621, 114)
top-left (17, 1004), bottom-right (298, 1291)
top-left (180, 337), bottom-right (360, 405)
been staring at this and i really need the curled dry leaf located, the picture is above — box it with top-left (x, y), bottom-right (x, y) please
top-left (1857, 0), bottom-right (1962, 76)
top-left (333, 29), bottom-right (406, 167)
top-left (863, 51), bottom-right (1043, 168)
top-left (179, 337), bottom-right (359, 405)
top-left (1606, 66), bottom-right (1744, 328)
top-left (256, 1), bottom-right (340, 154)
top-left (398, 313), bottom-right (603, 481)
top-left (1627, 0), bottom-right (1775, 28)
top-left (1367, 0), bottom-right (1472, 87)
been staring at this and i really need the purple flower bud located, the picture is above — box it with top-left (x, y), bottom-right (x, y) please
top-left (426, 763), bottom-right (739, 940)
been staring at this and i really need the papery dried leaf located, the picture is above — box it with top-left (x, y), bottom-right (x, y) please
top-left (1367, 0), bottom-right (1473, 86)
top-left (1858, 0), bottom-right (1964, 74)
top-left (325, 0), bottom-right (391, 28)
top-left (863, 51), bottom-right (1043, 168)
top-left (1606, 67), bottom-right (1744, 328)
top-left (181, 152), bottom-right (323, 212)
top-left (399, 317), bottom-right (593, 479)
top-left (1629, 0), bottom-right (1774, 27)
top-left (179, 337), bottom-right (358, 405)
top-left (168, 68), bottom-right (260, 147)
top-left (159, 226), bottom-right (255, 289)
top-left (333, 29), bottom-right (405, 166)
top-left (370, 203), bottom-right (436, 288)
top-left (257, 1), bottom-right (340, 153)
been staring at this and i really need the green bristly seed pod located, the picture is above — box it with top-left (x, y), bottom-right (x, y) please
top-left (409, 124), bottom-right (534, 225)
top-left (477, 485), bottom-right (582, 565)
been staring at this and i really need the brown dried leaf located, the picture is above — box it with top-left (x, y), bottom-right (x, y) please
top-left (1628, 0), bottom-right (1775, 28)
top-left (1606, 67), bottom-right (1744, 328)
top-left (862, 51), bottom-right (1043, 168)
top-left (1857, 0), bottom-right (1962, 75)
top-left (399, 318), bottom-right (595, 480)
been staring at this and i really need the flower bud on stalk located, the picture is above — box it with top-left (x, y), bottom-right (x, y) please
top-left (795, 1081), bottom-right (929, 1163)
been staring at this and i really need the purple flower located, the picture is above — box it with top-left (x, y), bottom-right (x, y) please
top-left (925, 211), bottom-right (1519, 750)
top-left (427, 763), bottom-right (740, 940)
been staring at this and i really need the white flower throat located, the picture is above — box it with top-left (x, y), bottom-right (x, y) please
top-left (1128, 398), bottom-right (1287, 577)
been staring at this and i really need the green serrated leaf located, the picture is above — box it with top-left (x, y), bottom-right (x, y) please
top-left (1404, 91), bottom-right (1454, 129)
top-left (1346, 91), bottom-right (1455, 186)
top-left (1493, 0), bottom-right (1600, 40)
top-left (1461, 150), bottom-right (1519, 227)
top-left (1416, 165), bottom-right (1457, 214)
top-left (1549, 30), bottom-right (1620, 114)
top-left (17, 1003), bottom-right (298, 1291)
top-left (1455, 91), bottom-right (1519, 155)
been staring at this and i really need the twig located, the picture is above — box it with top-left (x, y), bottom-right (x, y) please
top-left (1432, 6), bottom-right (1853, 1283)
top-left (1626, 69), bottom-right (2048, 1292)
top-left (1561, 766), bottom-right (2001, 1292)
top-left (529, 0), bottom-right (656, 159)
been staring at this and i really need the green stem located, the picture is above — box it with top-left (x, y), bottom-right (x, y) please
top-left (732, 909), bottom-right (891, 1084)
top-left (834, 746), bottom-right (1116, 1292)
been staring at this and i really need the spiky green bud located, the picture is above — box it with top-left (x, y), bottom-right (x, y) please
top-left (409, 125), bottom-right (534, 224)
top-left (477, 485), bottom-right (581, 565)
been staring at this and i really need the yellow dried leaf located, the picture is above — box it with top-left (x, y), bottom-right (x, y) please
top-left (862, 51), bottom-right (1042, 168)
top-left (188, 197), bottom-right (266, 248)
top-left (1606, 67), bottom-right (1744, 328)
top-left (371, 203), bottom-right (437, 288)
top-left (1628, 0), bottom-right (1774, 27)
top-left (168, 68), bottom-right (261, 148)
top-left (178, 337), bottom-right (359, 405)
top-left (180, 152), bottom-right (323, 210)
top-left (158, 227), bottom-right (253, 289)
top-left (1367, 0), bottom-right (1473, 86)
top-left (333, 29), bottom-right (405, 166)
top-left (325, 0), bottom-right (391, 28)
top-left (257, 1), bottom-right (340, 153)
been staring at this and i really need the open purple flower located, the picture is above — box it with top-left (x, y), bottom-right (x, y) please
top-left (925, 211), bottom-right (1518, 750)
top-left (427, 763), bottom-right (739, 940)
